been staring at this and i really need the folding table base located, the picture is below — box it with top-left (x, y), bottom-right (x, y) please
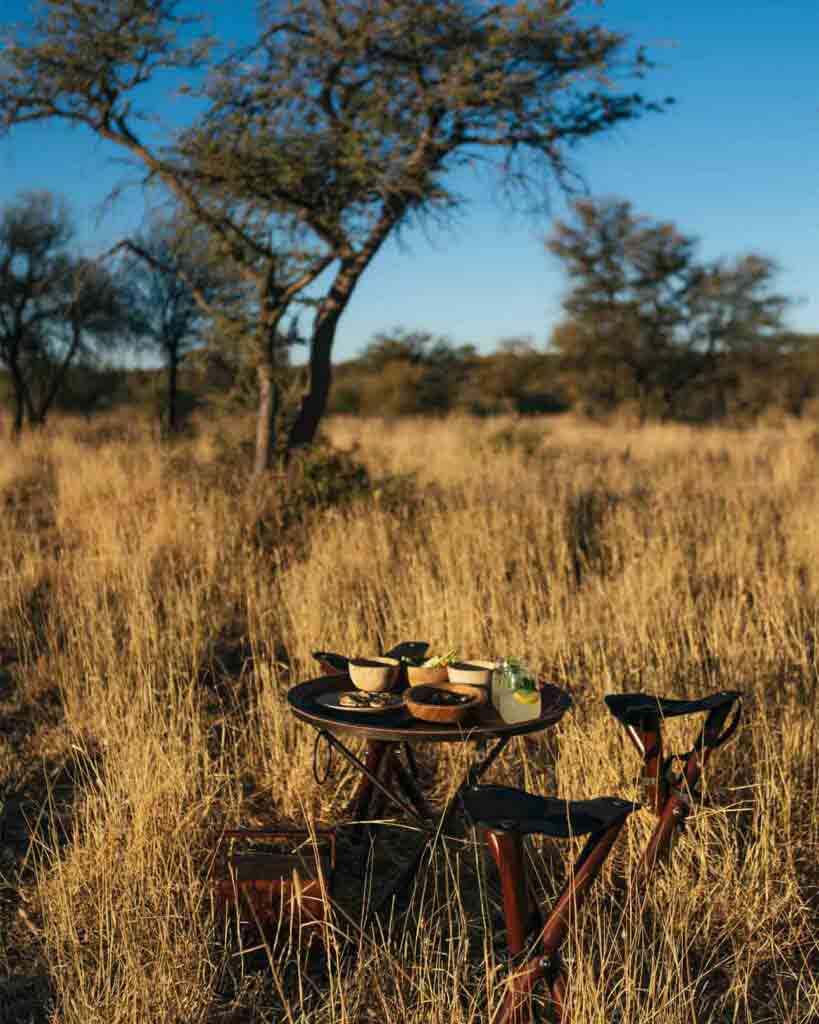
top-left (316, 730), bottom-right (515, 922)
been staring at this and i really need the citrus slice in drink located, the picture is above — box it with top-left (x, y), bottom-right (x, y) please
top-left (513, 689), bottom-right (539, 705)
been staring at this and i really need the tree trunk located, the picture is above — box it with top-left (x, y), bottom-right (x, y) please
top-left (287, 316), bottom-right (337, 450)
top-left (283, 200), bottom-right (406, 455)
top-left (11, 388), bottom-right (24, 439)
top-left (8, 360), bottom-right (29, 439)
top-left (167, 352), bottom-right (179, 434)
top-left (35, 322), bottom-right (81, 428)
top-left (253, 359), bottom-right (278, 477)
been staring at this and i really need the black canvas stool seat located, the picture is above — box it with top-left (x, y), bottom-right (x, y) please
top-left (604, 690), bottom-right (741, 725)
top-left (464, 782), bottom-right (638, 1024)
top-left (604, 689), bottom-right (743, 872)
top-left (462, 785), bottom-right (637, 838)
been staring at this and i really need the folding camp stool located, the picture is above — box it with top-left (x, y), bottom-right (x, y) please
top-left (462, 786), bottom-right (638, 1024)
top-left (604, 691), bottom-right (742, 871)
top-left (212, 827), bottom-right (336, 953)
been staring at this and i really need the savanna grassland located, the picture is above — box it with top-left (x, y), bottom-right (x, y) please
top-left (0, 412), bottom-right (817, 1023)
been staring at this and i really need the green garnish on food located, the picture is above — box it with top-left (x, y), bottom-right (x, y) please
top-left (421, 648), bottom-right (457, 668)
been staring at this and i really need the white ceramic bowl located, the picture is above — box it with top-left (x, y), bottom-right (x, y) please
top-left (446, 660), bottom-right (498, 687)
top-left (348, 656), bottom-right (400, 693)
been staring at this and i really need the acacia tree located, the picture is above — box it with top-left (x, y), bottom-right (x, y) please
top-left (0, 191), bottom-right (126, 434)
top-left (121, 216), bottom-right (227, 433)
top-left (0, 0), bottom-right (667, 472)
top-left (548, 197), bottom-right (790, 418)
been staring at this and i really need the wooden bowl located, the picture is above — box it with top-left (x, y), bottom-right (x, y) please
top-left (405, 683), bottom-right (487, 724)
top-left (348, 657), bottom-right (400, 693)
top-left (405, 664), bottom-right (449, 686)
top-left (447, 660), bottom-right (497, 687)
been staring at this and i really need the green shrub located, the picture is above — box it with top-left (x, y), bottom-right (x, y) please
top-left (488, 424), bottom-right (544, 458)
top-left (289, 442), bottom-right (371, 507)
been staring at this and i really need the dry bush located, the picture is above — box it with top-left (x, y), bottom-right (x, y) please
top-left (0, 412), bottom-right (816, 1022)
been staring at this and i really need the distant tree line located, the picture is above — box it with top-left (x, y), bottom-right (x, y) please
top-left (329, 331), bottom-right (569, 418)
top-left (329, 196), bottom-right (814, 424)
top-left (0, 188), bottom-right (815, 436)
top-left (327, 328), bottom-right (819, 424)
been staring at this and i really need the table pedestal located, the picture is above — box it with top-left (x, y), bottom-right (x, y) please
top-left (338, 738), bottom-right (434, 829)
top-left (322, 729), bottom-right (515, 920)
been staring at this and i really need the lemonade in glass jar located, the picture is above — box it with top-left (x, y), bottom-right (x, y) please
top-left (493, 657), bottom-right (541, 724)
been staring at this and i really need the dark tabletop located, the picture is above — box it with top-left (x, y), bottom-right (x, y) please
top-left (287, 675), bottom-right (572, 743)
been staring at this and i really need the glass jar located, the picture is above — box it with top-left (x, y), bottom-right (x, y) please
top-left (492, 657), bottom-right (541, 723)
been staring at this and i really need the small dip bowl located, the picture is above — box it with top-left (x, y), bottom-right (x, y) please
top-left (348, 657), bottom-right (400, 693)
top-left (405, 664), bottom-right (450, 686)
top-left (447, 660), bottom-right (497, 688)
top-left (405, 683), bottom-right (487, 724)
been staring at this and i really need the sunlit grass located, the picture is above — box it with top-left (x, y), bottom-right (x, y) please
top-left (0, 411), bottom-right (816, 1022)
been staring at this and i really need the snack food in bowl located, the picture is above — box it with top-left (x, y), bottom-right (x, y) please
top-left (405, 664), bottom-right (448, 685)
top-left (446, 660), bottom-right (497, 687)
top-left (348, 657), bottom-right (400, 693)
top-left (405, 648), bottom-right (457, 685)
top-left (405, 683), bottom-right (486, 724)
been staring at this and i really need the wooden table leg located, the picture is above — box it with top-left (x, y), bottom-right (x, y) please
top-left (361, 746), bottom-right (398, 846)
top-left (390, 748), bottom-right (434, 821)
top-left (343, 740), bottom-right (389, 827)
top-left (403, 741), bottom-right (419, 780)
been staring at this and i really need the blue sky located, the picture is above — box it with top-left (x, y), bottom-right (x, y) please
top-left (1, 0), bottom-right (818, 364)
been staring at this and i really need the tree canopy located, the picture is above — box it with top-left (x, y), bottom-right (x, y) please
top-left (547, 197), bottom-right (790, 418)
top-left (0, 190), bottom-right (127, 433)
top-left (120, 213), bottom-right (238, 432)
top-left (1, 0), bottom-right (667, 468)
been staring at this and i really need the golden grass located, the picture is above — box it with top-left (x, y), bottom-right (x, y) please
top-left (0, 411), bottom-right (817, 1022)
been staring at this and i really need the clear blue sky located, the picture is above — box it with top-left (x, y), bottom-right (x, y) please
top-left (1, 1), bottom-right (817, 364)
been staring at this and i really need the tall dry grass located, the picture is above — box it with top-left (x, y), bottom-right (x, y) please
top-left (0, 411), bottom-right (817, 1023)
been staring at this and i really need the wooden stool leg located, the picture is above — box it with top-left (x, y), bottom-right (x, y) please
top-left (641, 703), bottom-right (738, 874)
top-left (485, 830), bottom-right (530, 956)
top-left (488, 961), bottom-right (568, 1024)
top-left (487, 818), bottom-right (629, 1024)
top-left (491, 961), bottom-right (543, 1024)
top-left (641, 790), bottom-right (687, 873)
top-left (485, 830), bottom-right (542, 1024)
